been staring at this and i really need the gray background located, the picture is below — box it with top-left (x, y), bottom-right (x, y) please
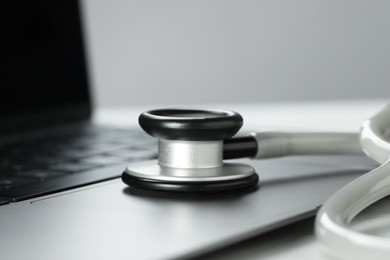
top-left (81, 0), bottom-right (390, 107)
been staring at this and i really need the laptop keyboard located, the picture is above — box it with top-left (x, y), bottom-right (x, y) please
top-left (0, 123), bottom-right (157, 203)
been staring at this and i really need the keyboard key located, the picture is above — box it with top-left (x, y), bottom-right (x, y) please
top-left (54, 148), bottom-right (101, 160)
top-left (80, 154), bottom-right (128, 165)
top-left (81, 142), bottom-right (131, 152)
top-left (0, 176), bottom-right (36, 190)
top-left (17, 170), bottom-right (68, 181)
top-left (0, 165), bottom-right (24, 176)
top-left (28, 155), bottom-right (68, 165)
top-left (49, 162), bottom-right (100, 173)
top-left (109, 147), bottom-right (157, 160)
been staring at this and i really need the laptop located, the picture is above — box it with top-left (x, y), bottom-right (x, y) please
top-left (0, 0), bottom-right (158, 203)
top-left (0, 1), bottom-right (377, 259)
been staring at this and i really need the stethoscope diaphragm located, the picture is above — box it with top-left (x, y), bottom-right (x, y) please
top-left (122, 108), bottom-right (259, 193)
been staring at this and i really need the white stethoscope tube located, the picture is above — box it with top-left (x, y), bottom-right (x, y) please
top-left (250, 132), bottom-right (362, 159)
top-left (244, 104), bottom-right (390, 259)
top-left (314, 103), bottom-right (390, 260)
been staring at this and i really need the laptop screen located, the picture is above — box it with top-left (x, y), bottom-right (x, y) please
top-left (0, 0), bottom-right (91, 132)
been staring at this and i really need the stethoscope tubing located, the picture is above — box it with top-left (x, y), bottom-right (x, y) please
top-left (227, 104), bottom-right (390, 259)
top-left (315, 103), bottom-right (390, 260)
top-left (223, 132), bottom-right (363, 160)
top-left (315, 160), bottom-right (390, 259)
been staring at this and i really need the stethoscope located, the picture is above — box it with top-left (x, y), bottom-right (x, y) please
top-left (121, 103), bottom-right (390, 260)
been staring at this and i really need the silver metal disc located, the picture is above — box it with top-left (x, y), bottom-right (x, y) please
top-left (125, 160), bottom-right (256, 182)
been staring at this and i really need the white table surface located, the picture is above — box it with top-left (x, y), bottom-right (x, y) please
top-left (94, 99), bottom-right (390, 259)
top-left (94, 99), bottom-right (386, 132)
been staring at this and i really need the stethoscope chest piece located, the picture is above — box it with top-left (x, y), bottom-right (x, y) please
top-left (122, 109), bottom-right (259, 193)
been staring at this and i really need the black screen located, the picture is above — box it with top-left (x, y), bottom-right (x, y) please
top-left (0, 0), bottom-right (91, 129)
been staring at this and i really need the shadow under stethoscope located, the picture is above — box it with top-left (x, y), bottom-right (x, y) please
top-left (122, 184), bottom-right (259, 201)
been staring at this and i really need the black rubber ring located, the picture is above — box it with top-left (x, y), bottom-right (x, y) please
top-left (139, 109), bottom-right (243, 141)
top-left (121, 171), bottom-right (259, 193)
